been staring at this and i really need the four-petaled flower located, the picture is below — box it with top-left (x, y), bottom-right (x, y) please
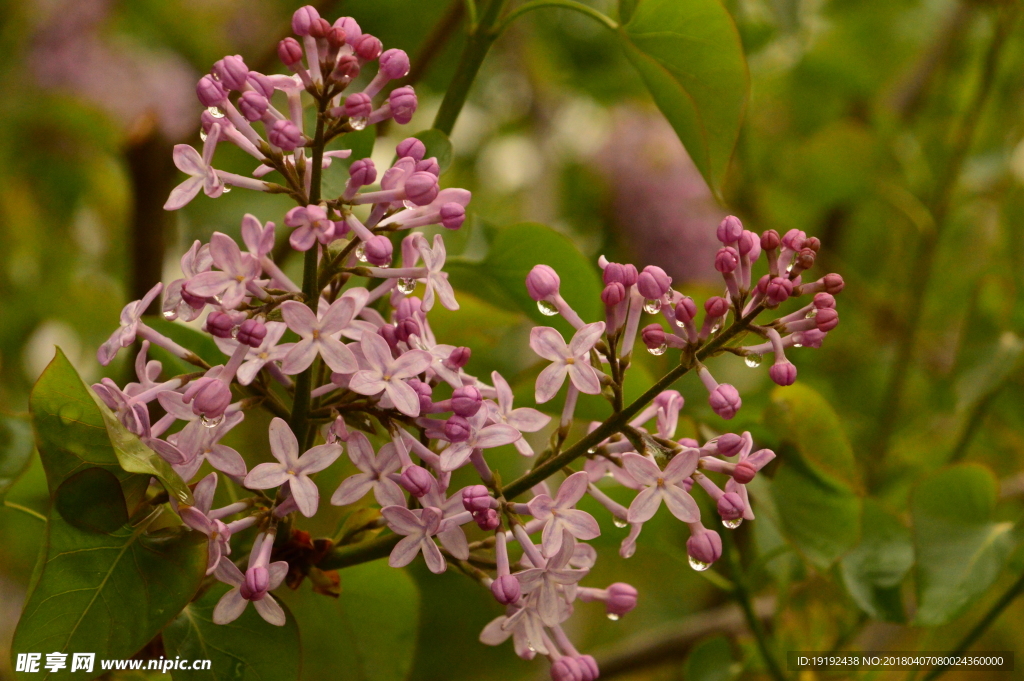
top-left (622, 450), bottom-right (700, 523)
top-left (178, 473), bottom-right (232, 575)
top-left (279, 298), bottom-right (359, 374)
top-left (214, 321), bottom-right (292, 385)
top-left (349, 332), bottom-right (433, 417)
top-left (529, 322), bottom-right (606, 403)
top-left (382, 506), bottom-right (446, 574)
top-left (97, 283), bottom-right (162, 366)
top-left (331, 432), bottom-right (405, 507)
top-left (244, 417), bottom-right (342, 517)
top-left (487, 371), bottom-right (550, 456)
top-left (439, 408), bottom-right (521, 472)
top-left (212, 556), bottom-right (288, 626)
top-left (526, 471), bottom-right (601, 556)
top-left (185, 233), bottom-right (262, 310)
top-left (164, 123), bottom-right (225, 210)
top-left (515, 531), bottom-right (589, 626)
top-left (418, 234), bottom-right (458, 311)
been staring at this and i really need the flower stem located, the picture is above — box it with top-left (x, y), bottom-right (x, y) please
top-left (3, 500), bottom-right (46, 523)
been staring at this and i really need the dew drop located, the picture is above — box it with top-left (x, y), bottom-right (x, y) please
top-left (162, 309), bottom-right (177, 321)
top-left (349, 117), bottom-right (368, 131)
top-left (397, 278), bottom-right (417, 294)
top-left (744, 353), bottom-right (762, 368)
top-left (526, 643), bottom-right (536, 653)
top-left (207, 106), bottom-right (226, 119)
top-left (230, 326), bottom-right (239, 339)
top-left (355, 242), bottom-right (368, 263)
top-left (786, 262), bottom-right (794, 274)
top-left (723, 518), bottom-right (742, 529)
top-left (201, 414), bottom-right (224, 428)
top-left (792, 342), bottom-right (803, 349)
top-left (199, 130), bottom-right (208, 142)
top-left (647, 343), bottom-right (667, 356)
top-left (643, 299), bottom-right (661, 314)
top-left (806, 308), bottom-right (817, 318)
top-left (710, 323), bottom-right (722, 334)
top-left (587, 447), bottom-right (597, 455)
top-left (606, 613), bottom-right (620, 621)
top-left (536, 300), bottom-right (558, 316)
top-left (688, 556), bottom-right (711, 571)
top-left (221, 186), bottom-right (232, 194)
top-left (612, 517), bottom-right (628, 529)
top-left (378, 259), bottom-right (391, 269)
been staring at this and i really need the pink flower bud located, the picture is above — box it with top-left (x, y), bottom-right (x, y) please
top-left (196, 75), bottom-right (227, 107)
top-left (765, 277), bottom-right (793, 306)
top-left (603, 262), bottom-right (638, 287)
top-left (794, 247), bottom-right (816, 271)
top-left (269, 119), bottom-right (303, 151)
top-left (444, 415), bottom-right (472, 443)
top-left (308, 17), bottom-right (330, 39)
top-left (396, 137), bottom-right (426, 161)
top-left (715, 247), bottom-right (739, 273)
top-left (462, 484), bottom-right (492, 513)
top-left (815, 307), bottom-right (839, 332)
top-left (474, 508), bottom-right (500, 531)
top-left (395, 297), bottom-right (422, 320)
top-left (782, 228), bottom-right (807, 250)
top-left (805, 236), bottom-right (821, 252)
top-left (348, 158), bottom-right (377, 187)
top-left (813, 292), bottom-right (835, 309)
top-left (733, 460), bottom-right (757, 484)
top-left (333, 54), bottom-right (361, 81)
top-left (291, 5), bottom-right (320, 36)
top-left (378, 48), bottom-right (410, 79)
top-left (213, 55), bottom-right (248, 91)
top-left (396, 317), bottom-right (420, 342)
top-left (451, 386), bottom-right (483, 417)
top-left (637, 265), bottom-right (672, 299)
top-left (335, 17), bottom-right (361, 44)
top-left (679, 437), bottom-right (699, 448)
top-left (709, 384), bottom-right (741, 420)
top-left (794, 329), bottom-right (826, 349)
top-left (717, 216), bottom-right (743, 244)
top-left (704, 296), bottom-right (729, 318)
top-left (243, 565), bottom-right (270, 600)
top-left (238, 91), bottom-right (269, 122)
top-left (578, 656), bottom-right (599, 681)
top-left (416, 157), bottom-right (440, 176)
top-left (377, 324), bottom-right (399, 351)
top-left (675, 297), bottom-right (697, 323)
top-left (407, 379), bottom-right (434, 413)
top-left (344, 92), bottom-right (373, 119)
top-left (237, 319), bottom-right (267, 348)
top-left (247, 72), bottom-right (275, 98)
top-left (716, 433), bottom-right (744, 457)
top-left (606, 582), bottom-right (638, 616)
top-left (526, 265), bottom-right (560, 300)
top-left (400, 465), bottom-right (433, 497)
top-left (738, 230), bottom-right (760, 256)
top-left (551, 657), bottom-right (584, 681)
top-left (641, 324), bottom-right (665, 350)
top-left (769, 361), bottom-right (797, 386)
top-left (326, 26), bottom-right (347, 48)
top-left (760, 229), bottom-right (781, 251)
top-left (205, 311), bottom-right (235, 338)
top-left (490, 574), bottom-right (520, 605)
top-left (444, 346), bottom-right (471, 370)
top-left (389, 86), bottom-right (418, 124)
top-left (718, 493), bottom-right (745, 520)
top-left (278, 37), bottom-right (304, 66)
top-left (687, 527), bottom-right (723, 565)
top-left (440, 203), bottom-right (466, 230)
top-left (823, 273), bottom-right (845, 293)
top-left (191, 379), bottom-right (232, 420)
top-left (404, 171), bottom-right (439, 206)
top-left (355, 34), bottom-right (383, 61)
top-left (601, 282), bottom-right (626, 306)
top-left (364, 235), bottom-right (393, 267)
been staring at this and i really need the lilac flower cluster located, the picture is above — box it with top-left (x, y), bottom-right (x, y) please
top-left (90, 9), bottom-right (845, 681)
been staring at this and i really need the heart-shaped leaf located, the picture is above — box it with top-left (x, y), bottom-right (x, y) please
top-left (840, 499), bottom-right (914, 622)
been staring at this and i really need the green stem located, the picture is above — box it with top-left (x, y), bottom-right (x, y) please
top-left (920, 569), bottom-right (1024, 681)
top-left (493, 0), bottom-right (619, 34)
top-left (317, 532), bottom-right (402, 570)
top-left (724, 531), bottom-right (788, 681)
top-left (4, 500), bottom-right (47, 522)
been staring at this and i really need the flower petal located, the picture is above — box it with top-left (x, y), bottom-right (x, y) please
top-left (389, 535), bottom-right (421, 567)
top-left (268, 417), bottom-right (299, 467)
top-left (346, 432), bottom-right (375, 472)
top-left (280, 338), bottom-right (318, 375)
top-left (558, 508), bottom-right (600, 540)
top-left (529, 327), bottom-right (569, 362)
top-left (664, 448), bottom-right (699, 483)
top-left (534, 362), bottom-right (568, 404)
top-left (243, 462), bottom-right (289, 490)
top-left (627, 486), bottom-right (663, 524)
top-left (474, 424), bottom-right (521, 449)
top-left (331, 473), bottom-right (375, 505)
top-left (207, 445), bottom-right (248, 478)
top-left (297, 443), bottom-right (342, 474)
top-left (569, 321), bottom-right (606, 357)
top-left (382, 505), bottom-right (423, 535)
top-left (506, 407), bottom-right (551, 433)
top-left (374, 478), bottom-right (408, 507)
top-left (421, 538), bottom-right (446, 574)
top-left (662, 484), bottom-right (701, 523)
top-left (212, 588), bottom-right (248, 625)
top-left (566, 361), bottom-right (601, 395)
top-left (620, 453), bottom-right (662, 486)
top-left (555, 471), bottom-right (590, 507)
top-left (289, 474), bottom-right (320, 517)
top-left (360, 331), bottom-right (394, 373)
top-left (384, 380), bottom-right (421, 417)
top-left (320, 296), bottom-right (357, 335)
top-left (390, 349), bottom-right (433, 380)
top-left (279, 300), bottom-right (317, 336)
top-left (348, 371), bottom-right (387, 397)
top-left (252, 594), bottom-right (287, 626)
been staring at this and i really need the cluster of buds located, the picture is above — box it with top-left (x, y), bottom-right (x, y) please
top-left (90, 9), bottom-right (845, 681)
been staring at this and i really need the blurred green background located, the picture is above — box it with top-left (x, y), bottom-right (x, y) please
top-left (2, 0), bottom-right (1024, 680)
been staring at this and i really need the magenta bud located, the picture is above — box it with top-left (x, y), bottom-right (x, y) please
top-left (308, 17), bottom-right (330, 39)
top-left (813, 292), bottom-right (836, 309)
top-left (247, 72), bottom-right (275, 98)
top-left (462, 484), bottom-right (492, 513)
top-left (641, 324), bottom-right (665, 349)
top-left (675, 297), bottom-right (697, 323)
top-left (603, 262), bottom-right (639, 287)
top-left (717, 216), bottom-right (743, 244)
top-left (733, 460), bottom-right (757, 484)
top-left (769, 361), bottom-right (798, 386)
top-left (782, 228), bottom-right (807, 250)
top-left (526, 264), bottom-right (560, 301)
top-left (606, 582), bottom-right (638, 615)
top-left (578, 656), bottom-right (599, 681)
top-left (415, 157), bottom-right (440, 176)
top-left (704, 296), bottom-right (729, 318)
top-left (796, 329), bottom-right (827, 349)
top-left (451, 386), bottom-right (483, 417)
top-left (760, 229), bottom-right (781, 251)
top-left (823, 273), bottom-right (845, 294)
top-left (637, 265), bottom-right (672, 300)
top-left (490, 574), bottom-right (520, 605)
top-left (335, 17), bottom-right (361, 44)
top-left (715, 247), bottom-right (739, 274)
top-left (718, 493), bottom-right (745, 520)
top-left (364, 235), bottom-right (393, 267)
top-left (444, 415), bottom-right (472, 443)
top-left (238, 91), bottom-right (269, 122)
top-left (243, 565), bottom-right (270, 600)
top-left (269, 119), bottom-right (303, 151)
top-left (196, 75), bottom-right (227, 107)
top-left (815, 308), bottom-right (839, 332)
top-left (237, 319), bottom-right (267, 348)
top-left (601, 282), bottom-right (626, 307)
top-left (551, 657), bottom-right (583, 681)
top-left (765, 277), bottom-right (793, 306)
top-left (396, 317), bottom-right (420, 343)
top-left (445, 346), bottom-right (471, 370)
top-left (389, 86), bottom-right (418, 125)
top-left (716, 433), bottom-right (744, 457)
top-left (679, 437), bottom-right (699, 448)
top-left (687, 528), bottom-right (723, 565)
top-left (396, 137), bottom-right (426, 161)
top-left (348, 158), bottom-right (377, 187)
top-left (205, 311), bottom-right (235, 338)
top-left (395, 296), bottom-right (422, 320)
top-left (408, 379), bottom-right (434, 413)
top-left (805, 236), bottom-right (821, 252)
top-left (326, 26), bottom-right (347, 48)
top-left (404, 171), bottom-right (439, 206)
top-left (377, 324), bottom-right (399, 351)
top-left (355, 34), bottom-right (383, 61)
top-left (333, 54), bottom-right (361, 82)
top-left (440, 203), bottom-right (466, 230)
top-left (192, 380), bottom-right (232, 420)
top-left (738, 230), bottom-right (760, 256)
top-left (278, 37), bottom-right (304, 66)
top-left (344, 92), bottom-right (373, 119)
top-left (474, 508), bottom-right (500, 531)
top-left (709, 384), bottom-right (741, 420)
top-left (794, 248), bottom-right (816, 271)
top-left (379, 48), bottom-right (410, 79)
top-left (400, 465), bottom-right (433, 497)
top-left (213, 55), bottom-right (248, 91)
top-left (291, 5), bottom-right (320, 36)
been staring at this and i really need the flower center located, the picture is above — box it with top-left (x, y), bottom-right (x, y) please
top-left (235, 275), bottom-right (245, 282)
top-left (259, 351), bottom-right (269, 360)
top-left (565, 357), bottom-right (576, 365)
top-left (312, 329), bottom-right (320, 339)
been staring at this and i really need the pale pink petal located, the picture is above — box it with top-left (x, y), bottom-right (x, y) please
top-left (627, 486), bottom-right (663, 523)
top-left (252, 594), bottom-right (287, 626)
top-left (747, 448), bottom-right (776, 470)
top-left (662, 484), bottom-right (701, 523)
top-left (360, 332), bottom-right (394, 373)
top-left (212, 588), bottom-right (248, 624)
top-left (374, 441), bottom-right (401, 474)
top-left (491, 371), bottom-right (514, 412)
top-left (663, 449), bottom-right (699, 483)
top-left (558, 509), bottom-right (600, 540)
top-left (243, 463), bottom-right (289, 489)
top-left (480, 616), bottom-right (513, 646)
top-left (268, 417), bottom-right (299, 467)
top-left (348, 371), bottom-right (387, 397)
top-left (421, 538), bottom-right (446, 574)
top-left (215, 555), bottom-right (245, 586)
top-left (566, 362), bottom-right (601, 395)
top-left (236, 360), bottom-right (265, 386)
top-left (180, 506), bottom-right (216, 535)
top-left (318, 338), bottom-right (359, 374)
top-left (389, 349), bottom-right (433, 379)
top-left (297, 443), bottom-right (342, 474)
top-left (241, 214), bottom-right (263, 253)
top-left (438, 525), bottom-right (469, 560)
top-left (375, 478), bottom-right (408, 507)
top-left (280, 338), bottom-right (318, 375)
top-left (289, 227), bottom-right (317, 252)
top-left (620, 453), bottom-right (662, 486)
top-left (569, 321), bottom-right (607, 357)
top-left (432, 276), bottom-right (459, 311)
top-left (346, 432), bottom-right (375, 471)
top-left (157, 391), bottom-right (196, 420)
top-left (555, 471), bottom-right (590, 507)
top-left (267, 560), bottom-right (289, 590)
top-left (172, 144), bottom-right (205, 176)
top-left (208, 445), bottom-right (248, 478)
top-left (440, 442), bottom-right (473, 472)
top-left (473, 424), bottom-right (521, 449)
top-left (529, 327), bottom-right (569, 362)
top-left (384, 380), bottom-right (421, 417)
top-left (319, 297), bottom-right (357, 335)
top-left (331, 473), bottom-right (375, 505)
top-left (534, 362), bottom-right (568, 404)
top-left (388, 535), bottom-right (421, 567)
top-left (209, 232), bottom-right (244, 273)
top-left (184, 270), bottom-right (231, 297)
top-left (506, 407), bottom-right (550, 432)
top-left (279, 300), bottom-right (318, 336)
top-left (541, 520), bottom-right (566, 557)
top-left (382, 506), bottom-right (423, 535)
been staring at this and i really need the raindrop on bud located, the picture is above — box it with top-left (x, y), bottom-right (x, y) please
top-left (744, 354), bottom-right (762, 368)
top-left (722, 518), bottom-right (742, 529)
top-left (688, 556), bottom-right (711, 571)
top-left (643, 299), bottom-right (661, 314)
top-left (647, 343), bottom-right (667, 356)
top-left (537, 300), bottom-right (558, 316)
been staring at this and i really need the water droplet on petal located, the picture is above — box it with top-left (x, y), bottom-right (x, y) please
top-left (199, 130), bottom-right (208, 142)
top-left (806, 308), bottom-right (817, 318)
top-left (349, 117), bottom-right (368, 131)
top-left (643, 299), bottom-right (661, 314)
top-left (201, 414), bottom-right (224, 428)
top-left (355, 243), bottom-right (368, 263)
top-left (612, 517), bottom-right (628, 529)
top-left (647, 343), bottom-right (667, 356)
top-left (688, 556), bottom-right (711, 571)
top-left (536, 300), bottom-right (558, 316)
top-left (792, 342), bottom-right (803, 349)
top-left (162, 309), bottom-right (177, 321)
top-left (744, 353), bottom-right (762, 368)
top-left (207, 106), bottom-right (225, 119)
top-left (606, 612), bottom-right (620, 621)
top-left (526, 643), bottom-right (536, 653)
top-left (786, 262), bottom-right (794, 274)
top-left (397, 278), bottom-right (417, 294)
top-left (710, 323), bottom-right (722, 334)
top-left (230, 326), bottom-right (239, 339)
top-left (221, 186), bottom-right (231, 194)
top-left (723, 518), bottom-right (742, 529)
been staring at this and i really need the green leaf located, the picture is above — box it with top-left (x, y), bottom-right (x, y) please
top-left (278, 561), bottom-right (420, 681)
top-left (163, 583), bottom-right (301, 681)
top-left (912, 464), bottom-right (1014, 626)
top-left (619, 0), bottom-right (638, 23)
top-left (412, 129), bottom-right (453, 174)
top-left (12, 510), bottom-right (207, 681)
top-left (840, 499), bottom-right (914, 622)
top-left (0, 412), bottom-right (34, 498)
top-left (54, 467), bottom-right (129, 534)
top-left (764, 383), bottom-right (861, 491)
top-left (619, 0), bottom-right (748, 197)
top-left (683, 636), bottom-right (738, 681)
